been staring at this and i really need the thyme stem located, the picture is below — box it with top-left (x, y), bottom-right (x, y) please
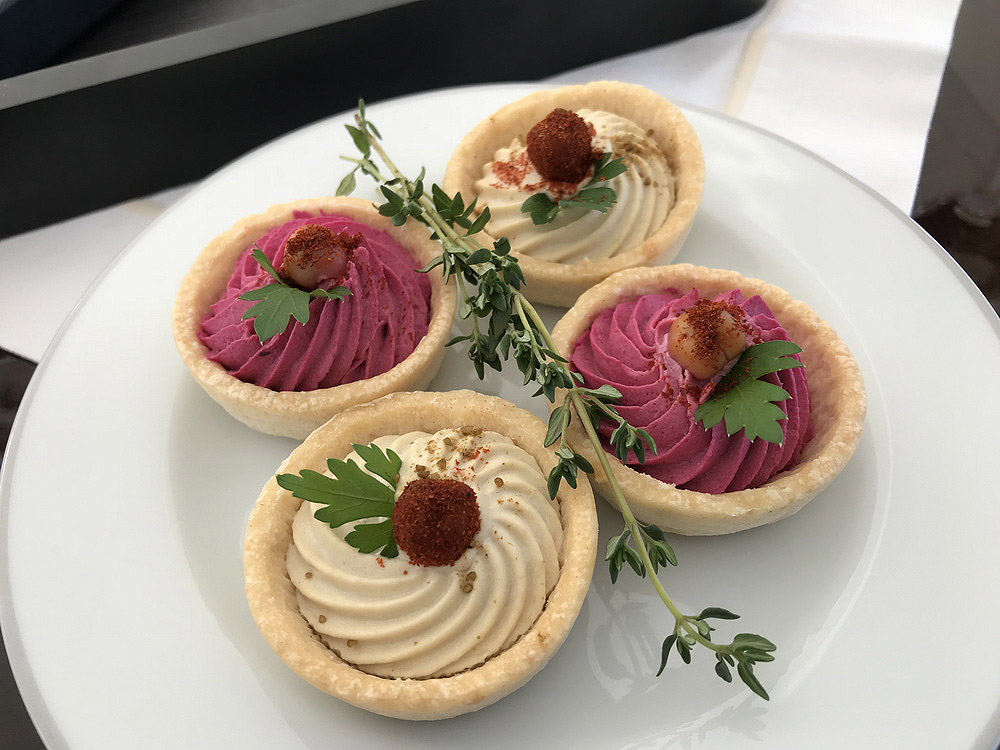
top-left (339, 102), bottom-right (776, 699)
top-left (517, 294), bottom-right (715, 649)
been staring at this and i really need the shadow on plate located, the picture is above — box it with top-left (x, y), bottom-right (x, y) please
top-left (165, 359), bottom-right (884, 747)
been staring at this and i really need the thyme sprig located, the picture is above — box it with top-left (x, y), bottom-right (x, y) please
top-left (338, 101), bottom-right (776, 700)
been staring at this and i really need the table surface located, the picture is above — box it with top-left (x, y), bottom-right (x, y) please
top-left (2, 1), bottom-right (998, 747)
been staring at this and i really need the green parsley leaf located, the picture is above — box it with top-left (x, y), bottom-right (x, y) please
top-left (240, 284), bottom-right (311, 342)
top-left (694, 340), bottom-right (805, 444)
top-left (591, 152), bottom-right (627, 182)
top-left (238, 247), bottom-right (351, 343)
top-left (276, 443), bottom-right (402, 557)
top-left (519, 152), bottom-right (627, 225)
top-left (521, 193), bottom-right (560, 225)
top-left (558, 185), bottom-right (616, 213)
top-left (345, 519), bottom-right (398, 557)
top-left (248, 246), bottom-right (283, 283)
top-left (350, 442), bottom-right (402, 484)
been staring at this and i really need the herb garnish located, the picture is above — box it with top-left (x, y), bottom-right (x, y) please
top-left (276, 442), bottom-right (402, 557)
top-left (520, 153), bottom-right (628, 225)
top-left (238, 247), bottom-right (351, 343)
top-left (695, 340), bottom-right (805, 444)
top-left (338, 100), bottom-right (777, 700)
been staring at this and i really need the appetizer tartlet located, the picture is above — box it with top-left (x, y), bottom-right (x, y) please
top-left (551, 265), bottom-right (866, 535)
top-left (443, 81), bottom-right (705, 307)
top-left (243, 390), bottom-right (597, 720)
top-left (172, 197), bottom-right (456, 439)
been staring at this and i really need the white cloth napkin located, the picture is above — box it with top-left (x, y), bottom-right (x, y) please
top-left (0, 0), bottom-right (961, 361)
top-left (731, 0), bottom-right (961, 211)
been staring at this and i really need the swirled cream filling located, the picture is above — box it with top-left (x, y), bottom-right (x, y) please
top-left (287, 428), bottom-right (564, 679)
top-left (474, 109), bottom-right (675, 264)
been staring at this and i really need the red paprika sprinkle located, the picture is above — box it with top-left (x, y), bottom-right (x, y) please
top-left (492, 151), bottom-right (531, 186)
top-left (679, 299), bottom-right (749, 366)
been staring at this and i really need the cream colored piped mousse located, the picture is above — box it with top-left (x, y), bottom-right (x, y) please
top-left (243, 390), bottom-right (598, 720)
top-left (288, 428), bottom-right (563, 679)
top-left (443, 81), bottom-right (705, 306)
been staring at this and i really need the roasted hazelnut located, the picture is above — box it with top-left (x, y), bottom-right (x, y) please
top-left (281, 225), bottom-right (360, 290)
top-left (667, 300), bottom-right (748, 380)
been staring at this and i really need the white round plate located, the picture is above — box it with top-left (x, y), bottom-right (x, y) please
top-left (2, 84), bottom-right (999, 750)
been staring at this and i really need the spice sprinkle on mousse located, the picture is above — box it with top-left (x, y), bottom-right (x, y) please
top-left (281, 224), bottom-right (360, 290)
top-left (392, 478), bottom-right (481, 567)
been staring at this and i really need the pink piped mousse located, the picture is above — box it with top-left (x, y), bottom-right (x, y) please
top-left (571, 289), bottom-right (812, 493)
top-left (198, 212), bottom-right (431, 392)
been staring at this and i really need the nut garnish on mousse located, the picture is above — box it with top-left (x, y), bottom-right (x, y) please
top-left (281, 427), bottom-right (563, 679)
top-left (392, 478), bottom-right (480, 567)
top-left (281, 223), bottom-right (359, 290)
top-left (526, 108), bottom-right (595, 183)
top-left (667, 298), bottom-right (750, 380)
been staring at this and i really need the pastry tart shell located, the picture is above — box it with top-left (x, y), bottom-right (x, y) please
top-left (443, 81), bottom-right (705, 307)
top-left (550, 265), bottom-right (867, 535)
top-left (243, 390), bottom-right (598, 720)
top-left (172, 197), bottom-right (456, 440)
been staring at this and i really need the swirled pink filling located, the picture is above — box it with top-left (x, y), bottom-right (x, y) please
top-left (571, 289), bottom-right (812, 493)
top-left (198, 212), bottom-right (431, 392)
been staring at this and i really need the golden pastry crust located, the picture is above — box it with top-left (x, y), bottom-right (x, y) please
top-left (243, 390), bottom-right (598, 720)
top-left (172, 197), bottom-right (456, 439)
top-left (550, 265), bottom-right (866, 535)
top-left (443, 81), bottom-right (705, 307)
